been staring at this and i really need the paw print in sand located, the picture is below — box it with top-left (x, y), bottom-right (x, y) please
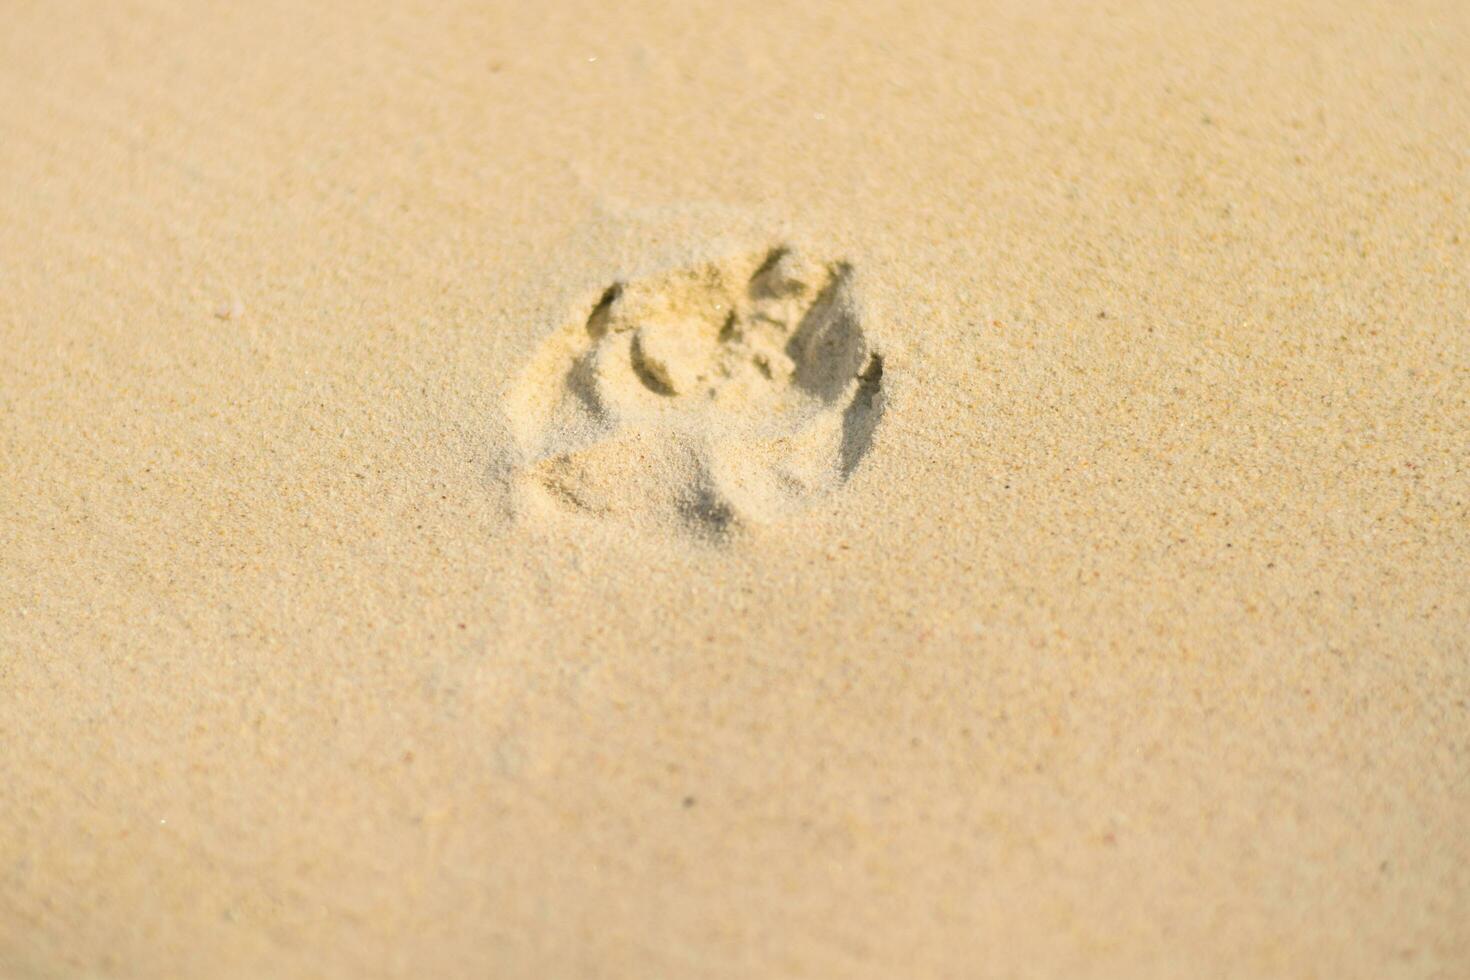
top-left (505, 246), bottom-right (884, 539)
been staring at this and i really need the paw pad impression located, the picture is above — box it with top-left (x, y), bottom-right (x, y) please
top-left (505, 246), bottom-right (884, 539)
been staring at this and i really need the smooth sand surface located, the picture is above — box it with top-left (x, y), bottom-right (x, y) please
top-left (2, 1), bottom-right (1468, 976)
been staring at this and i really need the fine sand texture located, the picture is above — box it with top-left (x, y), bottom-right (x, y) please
top-left (2, 0), bottom-right (1468, 977)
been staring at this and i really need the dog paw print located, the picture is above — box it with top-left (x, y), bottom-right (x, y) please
top-left (505, 246), bottom-right (884, 538)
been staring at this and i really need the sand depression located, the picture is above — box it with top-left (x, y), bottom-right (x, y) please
top-left (504, 246), bottom-right (885, 538)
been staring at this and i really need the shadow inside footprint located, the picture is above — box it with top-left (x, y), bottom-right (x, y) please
top-left (680, 481), bottom-right (738, 539)
top-left (840, 354), bottom-right (884, 477)
top-left (629, 332), bottom-right (678, 396)
top-left (786, 265), bottom-right (867, 403)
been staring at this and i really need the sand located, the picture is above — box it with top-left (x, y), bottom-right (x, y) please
top-left (2, 0), bottom-right (1467, 976)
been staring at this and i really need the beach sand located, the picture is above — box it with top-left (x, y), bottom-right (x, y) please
top-left (2, 0), bottom-right (1467, 975)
